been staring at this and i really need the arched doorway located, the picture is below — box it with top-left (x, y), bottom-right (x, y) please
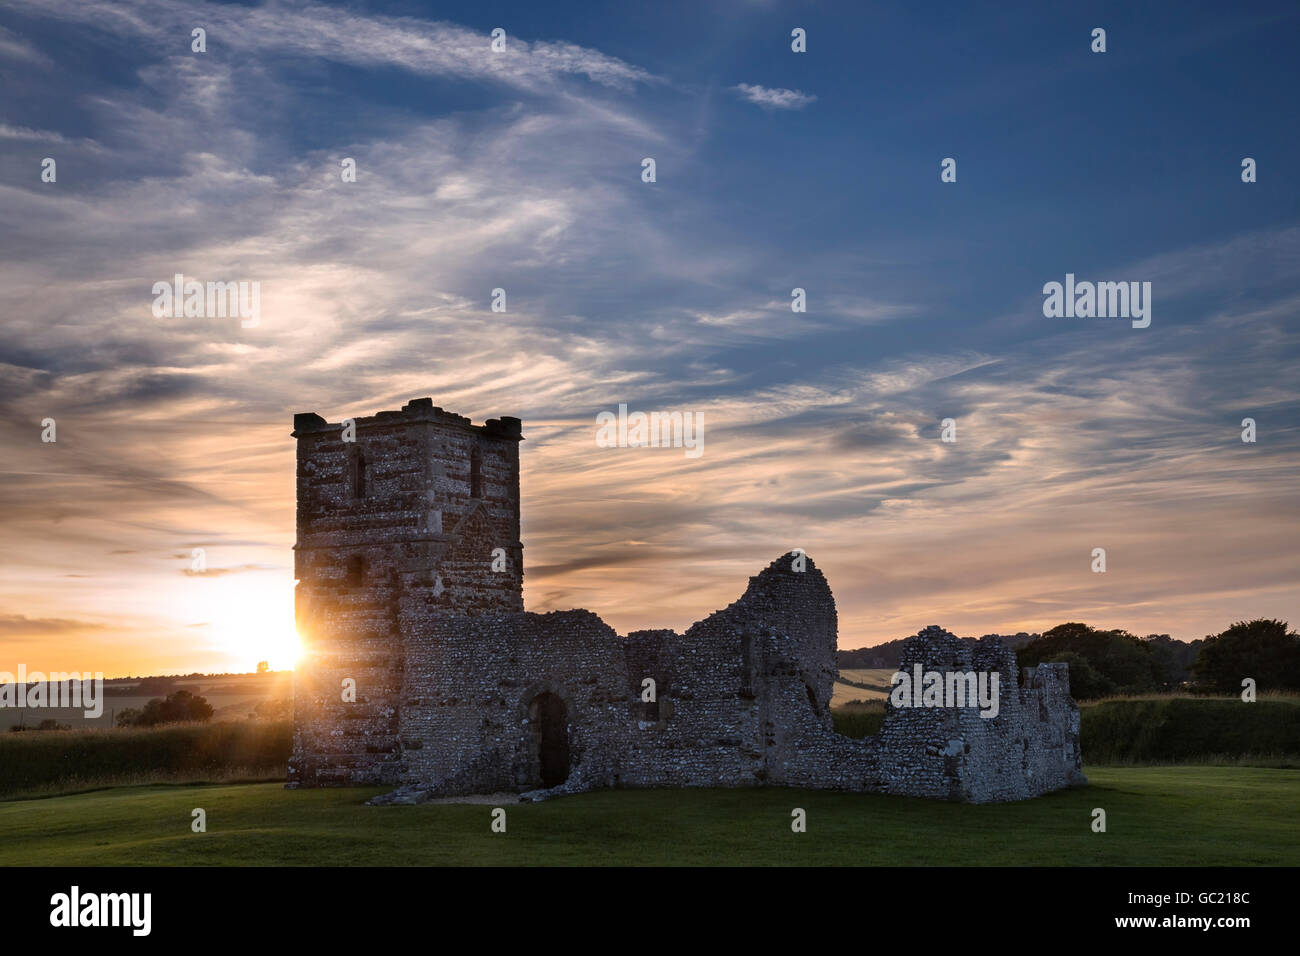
top-left (529, 692), bottom-right (570, 788)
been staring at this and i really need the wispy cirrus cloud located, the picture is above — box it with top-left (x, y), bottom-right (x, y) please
top-left (732, 83), bottom-right (816, 110)
top-left (0, 615), bottom-right (106, 636)
top-left (0, 0), bottom-right (658, 91)
top-left (0, 122), bottom-right (105, 152)
top-left (0, 0), bottom-right (1296, 676)
top-left (0, 22), bottom-right (47, 64)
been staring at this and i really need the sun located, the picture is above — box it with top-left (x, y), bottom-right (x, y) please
top-left (196, 575), bottom-right (304, 672)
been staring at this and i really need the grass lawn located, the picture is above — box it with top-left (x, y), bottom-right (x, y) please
top-left (0, 766), bottom-right (1295, 866)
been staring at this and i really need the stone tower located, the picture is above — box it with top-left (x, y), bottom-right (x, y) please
top-left (288, 397), bottom-right (523, 787)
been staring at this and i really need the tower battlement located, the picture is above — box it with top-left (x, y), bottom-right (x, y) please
top-left (292, 396), bottom-right (522, 440)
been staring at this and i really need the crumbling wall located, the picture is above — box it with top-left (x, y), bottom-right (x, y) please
top-left (873, 626), bottom-right (1087, 802)
top-left (360, 554), bottom-right (1086, 805)
top-left (290, 401), bottom-right (1085, 804)
top-left (611, 555), bottom-right (878, 791)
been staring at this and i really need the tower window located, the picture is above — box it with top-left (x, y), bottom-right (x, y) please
top-left (345, 555), bottom-right (365, 587)
top-left (350, 449), bottom-right (367, 499)
top-left (470, 447), bottom-right (483, 499)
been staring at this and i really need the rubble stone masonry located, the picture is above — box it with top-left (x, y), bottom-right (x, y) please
top-left (289, 400), bottom-right (1086, 804)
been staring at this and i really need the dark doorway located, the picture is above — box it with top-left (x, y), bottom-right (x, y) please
top-left (530, 692), bottom-right (570, 788)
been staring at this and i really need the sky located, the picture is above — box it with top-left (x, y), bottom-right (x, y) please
top-left (0, 0), bottom-right (1297, 676)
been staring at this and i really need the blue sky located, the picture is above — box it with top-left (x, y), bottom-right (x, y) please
top-left (0, 0), bottom-right (1297, 674)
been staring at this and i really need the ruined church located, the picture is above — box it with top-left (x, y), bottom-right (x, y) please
top-left (288, 399), bottom-right (1086, 803)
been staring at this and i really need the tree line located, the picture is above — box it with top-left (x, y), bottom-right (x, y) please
top-left (840, 619), bottom-right (1300, 700)
top-left (1017, 619), bottom-right (1300, 699)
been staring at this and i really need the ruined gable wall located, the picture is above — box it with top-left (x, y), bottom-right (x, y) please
top-left (695, 555), bottom-right (879, 790)
top-left (613, 554), bottom-right (874, 790)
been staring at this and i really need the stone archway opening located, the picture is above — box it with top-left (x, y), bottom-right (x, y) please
top-left (529, 692), bottom-right (570, 789)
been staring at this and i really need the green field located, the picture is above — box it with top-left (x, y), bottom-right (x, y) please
top-left (831, 668), bottom-right (895, 704)
top-left (0, 766), bottom-right (1295, 866)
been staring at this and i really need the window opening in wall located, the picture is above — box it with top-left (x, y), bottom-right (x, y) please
top-left (346, 554), bottom-right (365, 586)
top-left (350, 449), bottom-right (367, 499)
top-left (470, 447), bottom-right (483, 499)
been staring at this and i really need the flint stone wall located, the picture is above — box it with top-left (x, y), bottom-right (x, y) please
top-left (288, 401), bottom-right (1086, 803)
top-left (364, 557), bottom-right (1083, 804)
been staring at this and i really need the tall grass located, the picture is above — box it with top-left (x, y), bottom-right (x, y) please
top-left (831, 700), bottom-right (884, 739)
top-left (0, 720), bottom-right (291, 800)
